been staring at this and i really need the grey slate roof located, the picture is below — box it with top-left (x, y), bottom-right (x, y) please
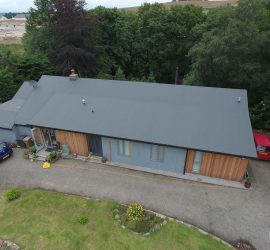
top-left (13, 14), bottom-right (29, 19)
top-left (0, 81), bottom-right (34, 129)
top-left (14, 75), bottom-right (256, 158)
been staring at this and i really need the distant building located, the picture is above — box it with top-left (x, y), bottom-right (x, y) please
top-left (0, 15), bottom-right (7, 21)
top-left (12, 14), bottom-right (29, 21)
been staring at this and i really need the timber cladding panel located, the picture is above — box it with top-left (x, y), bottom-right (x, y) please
top-left (185, 150), bottom-right (249, 181)
top-left (55, 130), bottom-right (89, 157)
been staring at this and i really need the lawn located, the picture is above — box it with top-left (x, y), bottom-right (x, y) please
top-left (0, 189), bottom-right (231, 250)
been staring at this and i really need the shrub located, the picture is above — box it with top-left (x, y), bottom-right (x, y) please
top-left (45, 154), bottom-right (53, 163)
top-left (29, 146), bottom-right (37, 154)
top-left (127, 203), bottom-right (145, 222)
top-left (5, 188), bottom-right (21, 201)
top-left (51, 151), bottom-right (57, 159)
top-left (117, 204), bottom-right (164, 234)
top-left (46, 151), bottom-right (58, 163)
top-left (101, 156), bottom-right (107, 163)
top-left (77, 215), bottom-right (88, 225)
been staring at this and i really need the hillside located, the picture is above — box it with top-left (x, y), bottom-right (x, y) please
top-left (121, 0), bottom-right (238, 11)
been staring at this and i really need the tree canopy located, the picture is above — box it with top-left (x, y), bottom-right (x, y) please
top-left (0, 45), bottom-right (54, 103)
top-left (25, 0), bottom-right (97, 76)
top-left (185, 0), bottom-right (270, 106)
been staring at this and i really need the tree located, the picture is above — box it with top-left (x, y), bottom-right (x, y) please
top-left (93, 3), bottom-right (205, 83)
top-left (0, 45), bottom-right (54, 102)
top-left (0, 69), bottom-right (17, 103)
top-left (4, 12), bottom-right (16, 19)
top-left (12, 53), bottom-right (55, 84)
top-left (251, 94), bottom-right (270, 130)
top-left (92, 7), bottom-right (137, 78)
top-left (24, 0), bottom-right (54, 53)
top-left (51, 0), bottom-right (97, 76)
top-left (24, 0), bottom-right (97, 76)
top-left (134, 3), bottom-right (205, 83)
top-left (185, 0), bottom-right (270, 106)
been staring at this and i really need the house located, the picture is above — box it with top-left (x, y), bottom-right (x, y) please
top-left (12, 14), bottom-right (29, 21)
top-left (0, 75), bottom-right (256, 183)
top-left (0, 15), bottom-right (7, 21)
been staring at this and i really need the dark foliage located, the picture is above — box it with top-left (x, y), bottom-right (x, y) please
top-left (50, 0), bottom-right (97, 76)
top-left (0, 45), bottom-right (54, 103)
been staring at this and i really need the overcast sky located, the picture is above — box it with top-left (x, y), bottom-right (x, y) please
top-left (0, 0), bottom-right (169, 12)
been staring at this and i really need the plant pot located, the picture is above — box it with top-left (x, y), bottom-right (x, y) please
top-left (24, 155), bottom-right (29, 160)
top-left (244, 181), bottom-right (251, 188)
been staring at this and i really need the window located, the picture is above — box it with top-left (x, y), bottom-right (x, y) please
top-left (151, 144), bottom-right (164, 162)
top-left (192, 151), bottom-right (203, 173)
top-left (118, 140), bottom-right (130, 156)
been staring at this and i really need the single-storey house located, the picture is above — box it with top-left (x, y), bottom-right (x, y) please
top-left (0, 75), bottom-right (257, 182)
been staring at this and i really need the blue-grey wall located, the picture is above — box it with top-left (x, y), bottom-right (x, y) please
top-left (0, 125), bottom-right (32, 144)
top-left (102, 137), bottom-right (187, 174)
top-left (0, 128), bottom-right (17, 143)
top-left (13, 125), bottom-right (32, 137)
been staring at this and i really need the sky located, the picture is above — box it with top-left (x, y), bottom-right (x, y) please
top-left (0, 0), bottom-right (169, 13)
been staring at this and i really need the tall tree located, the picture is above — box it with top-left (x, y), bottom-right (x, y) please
top-left (51, 0), bottom-right (97, 76)
top-left (185, 0), bottom-right (270, 106)
top-left (251, 94), bottom-right (270, 130)
top-left (0, 46), bottom-right (54, 102)
top-left (24, 0), bottom-right (54, 53)
top-left (92, 7), bottom-right (137, 79)
top-left (0, 69), bottom-right (16, 103)
top-left (133, 3), bottom-right (205, 83)
top-left (92, 3), bottom-right (205, 83)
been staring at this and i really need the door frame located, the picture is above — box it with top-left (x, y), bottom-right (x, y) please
top-left (31, 127), bottom-right (45, 151)
top-left (88, 135), bottom-right (103, 157)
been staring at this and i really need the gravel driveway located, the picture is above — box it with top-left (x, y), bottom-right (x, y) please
top-left (0, 149), bottom-right (269, 250)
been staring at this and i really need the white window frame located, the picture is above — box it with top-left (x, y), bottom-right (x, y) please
top-left (192, 151), bottom-right (203, 174)
top-left (150, 144), bottom-right (164, 162)
top-left (118, 140), bottom-right (131, 156)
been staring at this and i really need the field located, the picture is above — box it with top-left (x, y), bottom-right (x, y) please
top-left (121, 0), bottom-right (238, 12)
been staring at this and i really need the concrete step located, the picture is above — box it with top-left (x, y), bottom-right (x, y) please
top-left (36, 156), bottom-right (46, 162)
top-left (88, 156), bottom-right (102, 163)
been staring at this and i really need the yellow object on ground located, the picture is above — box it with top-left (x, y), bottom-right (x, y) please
top-left (43, 162), bottom-right (51, 169)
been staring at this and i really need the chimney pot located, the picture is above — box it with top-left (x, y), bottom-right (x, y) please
top-left (69, 69), bottom-right (78, 80)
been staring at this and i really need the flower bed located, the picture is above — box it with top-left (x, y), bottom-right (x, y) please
top-left (112, 203), bottom-right (166, 235)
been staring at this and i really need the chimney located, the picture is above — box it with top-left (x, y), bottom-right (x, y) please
top-left (174, 66), bottom-right (180, 85)
top-left (69, 69), bottom-right (78, 80)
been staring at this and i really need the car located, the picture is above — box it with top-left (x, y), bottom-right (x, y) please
top-left (0, 142), bottom-right (13, 161)
top-left (253, 132), bottom-right (270, 160)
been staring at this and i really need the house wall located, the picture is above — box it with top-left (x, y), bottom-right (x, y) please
top-left (55, 130), bottom-right (89, 156)
top-left (0, 125), bottom-right (32, 144)
top-left (185, 150), bottom-right (249, 181)
top-left (0, 128), bottom-right (17, 143)
top-left (13, 125), bottom-right (32, 137)
top-left (102, 137), bottom-right (187, 175)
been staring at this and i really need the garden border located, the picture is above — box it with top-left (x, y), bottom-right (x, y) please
top-left (114, 204), bottom-right (234, 249)
top-left (147, 209), bottom-right (235, 249)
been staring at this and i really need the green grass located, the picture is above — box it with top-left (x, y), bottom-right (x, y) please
top-left (0, 189), bottom-right (231, 250)
top-left (0, 44), bottom-right (25, 55)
